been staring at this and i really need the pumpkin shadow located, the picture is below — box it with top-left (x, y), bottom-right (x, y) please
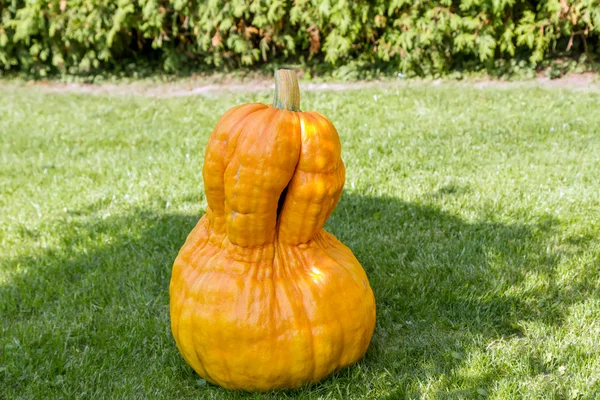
top-left (1, 194), bottom-right (596, 398)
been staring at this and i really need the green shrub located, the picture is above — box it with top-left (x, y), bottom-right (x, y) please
top-left (1, 0), bottom-right (599, 77)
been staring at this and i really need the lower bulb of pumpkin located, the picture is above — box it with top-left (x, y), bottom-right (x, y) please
top-left (170, 216), bottom-right (376, 391)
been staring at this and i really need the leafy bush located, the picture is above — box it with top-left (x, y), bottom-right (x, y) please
top-left (1, 0), bottom-right (599, 77)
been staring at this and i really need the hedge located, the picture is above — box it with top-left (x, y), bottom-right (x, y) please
top-left (1, 0), bottom-right (599, 78)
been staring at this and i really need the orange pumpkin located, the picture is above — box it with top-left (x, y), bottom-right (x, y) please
top-left (169, 70), bottom-right (376, 391)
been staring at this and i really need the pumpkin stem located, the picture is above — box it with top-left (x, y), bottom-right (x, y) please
top-left (273, 69), bottom-right (300, 111)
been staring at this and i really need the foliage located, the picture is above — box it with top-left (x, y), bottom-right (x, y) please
top-left (0, 0), bottom-right (599, 77)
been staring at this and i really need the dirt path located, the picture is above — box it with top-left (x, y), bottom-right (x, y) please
top-left (2, 73), bottom-right (599, 97)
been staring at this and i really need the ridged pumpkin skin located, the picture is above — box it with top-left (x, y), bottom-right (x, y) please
top-left (169, 74), bottom-right (376, 391)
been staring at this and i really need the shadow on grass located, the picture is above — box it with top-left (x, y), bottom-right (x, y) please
top-left (1, 193), bottom-right (596, 398)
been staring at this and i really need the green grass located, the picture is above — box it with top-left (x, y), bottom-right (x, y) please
top-left (1, 82), bottom-right (600, 399)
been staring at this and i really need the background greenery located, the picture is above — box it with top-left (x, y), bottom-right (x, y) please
top-left (1, 82), bottom-right (599, 399)
top-left (1, 0), bottom-right (600, 79)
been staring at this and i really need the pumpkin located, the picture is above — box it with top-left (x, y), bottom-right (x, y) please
top-left (169, 70), bottom-right (376, 391)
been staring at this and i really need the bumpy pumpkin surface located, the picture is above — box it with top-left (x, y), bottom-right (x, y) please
top-left (169, 70), bottom-right (376, 391)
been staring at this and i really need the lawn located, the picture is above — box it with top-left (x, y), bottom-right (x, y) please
top-left (1, 81), bottom-right (600, 399)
